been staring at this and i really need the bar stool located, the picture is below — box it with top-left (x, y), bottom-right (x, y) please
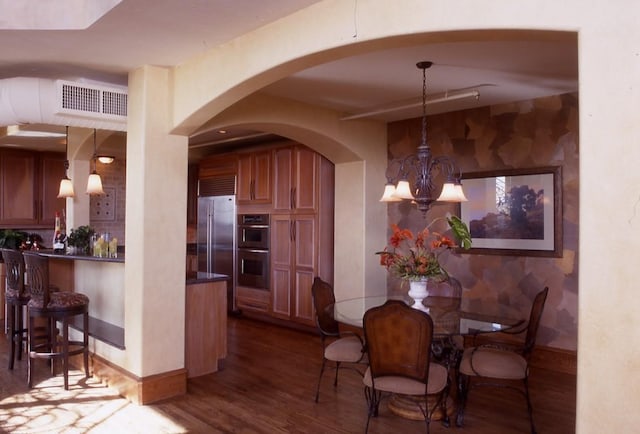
top-left (2, 248), bottom-right (29, 370)
top-left (23, 251), bottom-right (90, 390)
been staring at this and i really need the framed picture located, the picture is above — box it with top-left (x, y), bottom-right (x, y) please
top-left (458, 166), bottom-right (562, 257)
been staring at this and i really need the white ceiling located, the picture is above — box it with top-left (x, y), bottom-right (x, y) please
top-left (0, 0), bottom-right (578, 155)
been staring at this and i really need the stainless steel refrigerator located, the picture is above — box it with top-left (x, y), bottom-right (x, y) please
top-left (197, 194), bottom-right (237, 313)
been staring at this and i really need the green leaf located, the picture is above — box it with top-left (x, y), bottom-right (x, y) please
top-left (447, 216), bottom-right (472, 250)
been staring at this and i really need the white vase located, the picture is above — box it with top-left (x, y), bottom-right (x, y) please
top-left (408, 279), bottom-right (430, 312)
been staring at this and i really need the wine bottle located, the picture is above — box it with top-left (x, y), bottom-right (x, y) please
top-left (53, 211), bottom-right (65, 253)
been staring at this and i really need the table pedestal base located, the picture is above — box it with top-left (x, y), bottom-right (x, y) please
top-left (388, 394), bottom-right (455, 421)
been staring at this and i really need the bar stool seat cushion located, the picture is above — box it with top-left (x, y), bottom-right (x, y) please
top-left (5, 287), bottom-right (29, 301)
top-left (28, 292), bottom-right (89, 310)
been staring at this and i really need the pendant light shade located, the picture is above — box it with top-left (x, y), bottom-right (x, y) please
top-left (57, 126), bottom-right (75, 198)
top-left (58, 177), bottom-right (75, 198)
top-left (86, 129), bottom-right (105, 195)
top-left (86, 172), bottom-right (105, 195)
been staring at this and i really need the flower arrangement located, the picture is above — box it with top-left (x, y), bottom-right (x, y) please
top-left (377, 215), bottom-right (471, 281)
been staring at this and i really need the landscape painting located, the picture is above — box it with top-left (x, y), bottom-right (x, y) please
top-left (459, 167), bottom-right (562, 257)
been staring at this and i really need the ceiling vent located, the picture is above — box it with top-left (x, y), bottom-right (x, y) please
top-left (56, 80), bottom-right (128, 120)
top-left (0, 77), bottom-right (128, 131)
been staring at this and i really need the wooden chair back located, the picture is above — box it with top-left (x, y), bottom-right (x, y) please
top-left (23, 252), bottom-right (51, 307)
top-left (523, 286), bottom-right (549, 358)
top-left (428, 276), bottom-right (462, 298)
top-left (311, 277), bottom-right (340, 336)
top-left (1, 248), bottom-right (27, 298)
top-left (363, 300), bottom-right (434, 387)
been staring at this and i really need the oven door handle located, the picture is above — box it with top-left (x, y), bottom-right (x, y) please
top-left (238, 248), bottom-right (269, 254)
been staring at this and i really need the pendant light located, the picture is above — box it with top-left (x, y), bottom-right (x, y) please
top-left (57, 126), bottom-right (75, 198)
top-left (86, 129), bottom-right (105, 195)
top-left (380, 61), bottom-right (468, 216)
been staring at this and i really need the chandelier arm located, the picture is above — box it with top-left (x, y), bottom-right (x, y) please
top-left (432, 155), bottom-right (460, 182)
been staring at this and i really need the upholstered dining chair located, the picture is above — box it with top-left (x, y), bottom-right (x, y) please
top-left (362, 300), bottom-right (449, 433)
top-left (23, 251), bottom-right (90, 390)
top-left (456, 286), bottom-right (549, 434)
top-left (428, 275), bottom-right (462, 298)
top-left (2, 248), bottom-right (30, 369)
top-left (311, 277), bottom-right (365, 403)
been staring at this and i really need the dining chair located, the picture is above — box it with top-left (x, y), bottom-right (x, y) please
top-left (362, 300), bottom-right (449, 433)
top-left (23, 251), bottom-right (90, 390)
top-left (428, 276), bottom-right (464, 367)
top-left (310, 277), bottom-right (365, 403)
top-left (428, 275), bottom-right (462, 298)
top-left (456, 286), bottom-right (549, 434)
top-left (2, 248), bottom-right (30, 369)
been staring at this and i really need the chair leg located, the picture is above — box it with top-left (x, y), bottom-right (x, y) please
top-left (83, 312), bottom-right (90, 379)
top-left (364, 386), bottom-right (381, 433)
top-left (27, 315), bottom-right (34, 388)
top-left (16, 304), bottom-right (24, 361)
top-left (524, 377), bottom-right (537, 434)
top-left (456, 373), bottom-right (470, 427)
top-left (333, 361), bottom-right (340, 386)
top-left (62, 318), bottom-right (69, 390)
top-left (8, 304), bottom-right (16, 370)
top-left (314, 357), bottom-right (328, 402)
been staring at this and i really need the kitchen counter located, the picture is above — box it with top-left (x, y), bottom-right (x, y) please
top-left (186, 271), bottom-right (228, 285)
top-left (38, 249), bottom-right (125, 263)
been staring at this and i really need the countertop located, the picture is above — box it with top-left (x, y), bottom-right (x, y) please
top-left (36, 249), bottom-right (125, 263)
top-left (186, 271), bottom-right (229, 285)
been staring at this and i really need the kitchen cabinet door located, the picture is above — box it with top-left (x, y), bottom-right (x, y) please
top-left (0, 150), bottom-right (38, 225)
top-left (269, 213), bottom-right (317, 326)
top-left (273, 146), bottom-right (318, 213)
top-left (39, 153), bottom-right (67, 226)
top-left (0, 150), bottom-right (67, 228)
top-left (270, 214), bottom-right (293, 319)
top-left (237, 150), bottom-right (271, 204)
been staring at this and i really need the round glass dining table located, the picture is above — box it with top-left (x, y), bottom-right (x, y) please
top-left (331, 294), bottom-right (525, 337)
top-left (330, 294), bottom-right (526, 422)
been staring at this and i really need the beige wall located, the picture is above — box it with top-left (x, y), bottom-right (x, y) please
top-left (119, 1), bottom-right (640, 430)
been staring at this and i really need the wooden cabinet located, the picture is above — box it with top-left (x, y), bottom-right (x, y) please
top-left (187, 164), bottom-right (198, 226)
top-left (0, 150), bottom-right (65, 228)
top-left (237, 150), bottom-right (271, 204)
top-left (236, 286), bottom-right (270, 314)
top-left (39, 153), bottom-right (67, 227)
top-left (273, 146), bottom-right (318, 213)
top-left (185, 279), bottom-right (228, 378)
top-left (270, 214), bottom-right (317, 326)
top-left (198, 153), bottom-right (237, 179)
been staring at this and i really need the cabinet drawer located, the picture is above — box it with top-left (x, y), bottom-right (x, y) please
top-left (236, 285), bottom-right (270, 313)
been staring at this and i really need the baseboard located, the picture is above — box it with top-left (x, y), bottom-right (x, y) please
top-left (529, 345), bottom-right (577, 375)
top-left (78, 353), bottom-right (187, 404)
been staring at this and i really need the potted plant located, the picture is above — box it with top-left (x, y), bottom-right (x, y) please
top-left (0, 229), bottom-right (29, 250)
top-left (67, 225), bottom-right (95, 255)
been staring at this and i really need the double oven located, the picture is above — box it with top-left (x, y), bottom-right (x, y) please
top-left (237, 214), bottom-right (270, 291)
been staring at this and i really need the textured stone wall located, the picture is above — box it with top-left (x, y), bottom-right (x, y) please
top-left (386, 93), bottom-right (579, 351)
top-left (90, 159), bottom-right (126, 245)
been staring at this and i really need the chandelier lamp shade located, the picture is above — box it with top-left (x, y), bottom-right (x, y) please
top-left (57, 126), bottom-right (75, 198)
top-left (380, 61), bottom-right (468, 216)
top-left (86, 129), bottom-right (105, 195)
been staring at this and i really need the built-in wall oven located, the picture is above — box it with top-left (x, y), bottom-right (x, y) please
top-left (237, 214), bottom-right (270, 290)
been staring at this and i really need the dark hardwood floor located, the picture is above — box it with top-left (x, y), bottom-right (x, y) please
top-left (0, 316), bottom-right (576, 433)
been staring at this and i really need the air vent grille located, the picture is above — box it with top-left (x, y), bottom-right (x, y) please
top-left (199, 176), bottom-right (236, 197)
top-left (102, 90), bottom-right (128, 116)
top-left (61, 85), bottom-right (100, 113)
top-left (56, 80), bottom-right (127, 120)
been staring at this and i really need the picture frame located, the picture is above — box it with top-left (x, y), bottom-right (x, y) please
top-left (458, 166), bottom-right (562, 257)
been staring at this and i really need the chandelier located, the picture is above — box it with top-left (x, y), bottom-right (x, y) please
top-left (380, 61), bottom-right (468, 216)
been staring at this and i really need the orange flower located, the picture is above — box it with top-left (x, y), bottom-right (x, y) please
top-left (376, 219), bottom-right (469, 280)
